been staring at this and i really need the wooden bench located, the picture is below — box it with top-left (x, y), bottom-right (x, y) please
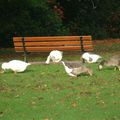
top-left (13, 36), bottom-right (93, 62)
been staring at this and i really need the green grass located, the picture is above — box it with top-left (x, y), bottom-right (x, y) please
top-left (0, 63), bottom-right (120, 120)
top-left (0, 43), bottom-right (120, 120)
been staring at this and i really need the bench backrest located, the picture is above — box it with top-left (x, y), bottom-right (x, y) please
top-left (13, 36), bottom-right (93, 52)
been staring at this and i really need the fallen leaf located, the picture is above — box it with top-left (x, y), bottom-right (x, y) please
top-left (43, 118), bottom-right (49, 120)
top-left (0, 112), bottom-right (4, 117)
top-left (72, 102), bottom-right (77, 108)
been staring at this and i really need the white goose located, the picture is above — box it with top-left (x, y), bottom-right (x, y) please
top-left (45, 50), bottom-right (63, 64)
top-left (61, 61), bottom-right (93, 77)
top-left (1, 60), bottom-right (31, 73)
top-left (81, 52), bottom-right (102, 63)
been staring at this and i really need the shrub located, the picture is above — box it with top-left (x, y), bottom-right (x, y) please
top-left (0, 0), bottom-right (70, 47)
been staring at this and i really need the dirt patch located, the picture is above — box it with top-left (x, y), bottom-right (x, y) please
top-left (93, 39), bottom-right (120, 45)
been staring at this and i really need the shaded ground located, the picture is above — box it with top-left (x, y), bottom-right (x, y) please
top-left (93, 39), bottom-right (120, 45)
top-left (0, 39), bottom-right (120, 63)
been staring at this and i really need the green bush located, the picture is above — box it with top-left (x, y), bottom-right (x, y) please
top-left (0, 0), bottom-right (70, 47)
top-left (58, 0), bottom-right (120, 39)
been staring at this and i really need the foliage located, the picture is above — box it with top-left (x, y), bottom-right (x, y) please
top-left (0, 0), bottom-right (70, 47)
top-left (0, 0), bottom-right (120, 47)
top-left (57, 0), bottom-right (120, 39)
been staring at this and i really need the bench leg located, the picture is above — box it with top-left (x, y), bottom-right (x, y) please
top-left (22, 37), bottom-right (28, 62)
top-left (23, 52), bottom-right (28, 62)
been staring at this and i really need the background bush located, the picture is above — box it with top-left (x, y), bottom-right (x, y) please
top-left (58, 0), bottom-right (120, 39)
top-left (0, 0), bottom-right (70, 47)
top-left (0, 0), bottom-right (120, 47)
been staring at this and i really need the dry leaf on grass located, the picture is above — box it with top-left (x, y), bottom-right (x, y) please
top-left (71, 102), bottom-right (77, 108)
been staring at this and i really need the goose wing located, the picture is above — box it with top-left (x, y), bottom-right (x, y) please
top-left (64, 61), bottom-right (82, 68)
top-left (71, 67), bottom-right (83, 76)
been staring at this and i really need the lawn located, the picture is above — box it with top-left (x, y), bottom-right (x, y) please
top-left (0, 42), bottom-right (120, 120)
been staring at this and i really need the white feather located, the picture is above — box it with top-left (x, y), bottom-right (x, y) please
top-left (45, 50), bottom-right (63, 64)
top-left (82, 52), bottom-right (101, 63)
top-left (61, 61), bottom-right (76, 77)
top-left (1, 60), bottom-right (31, 73)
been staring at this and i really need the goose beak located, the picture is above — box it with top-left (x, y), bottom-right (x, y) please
top-left (98, 65), bottom-right (103, 70)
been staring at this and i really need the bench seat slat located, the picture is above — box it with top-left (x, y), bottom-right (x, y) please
top-left (13, 36), bottom-right (80, 42)
top-left (14, 40), bottom-right (93, 47)
top-left (15, 45), bottom-right (93, 52)
top-left (14, 41), bottom-right (81, 47)
top-left (82, 36), bottom-right (92, 41)
top-left (13, 36), bottom-right (92, 42)
top-left (82, 41), bottom-right (93, 46)
top-left (15, 46), bottom-right (81, 51)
